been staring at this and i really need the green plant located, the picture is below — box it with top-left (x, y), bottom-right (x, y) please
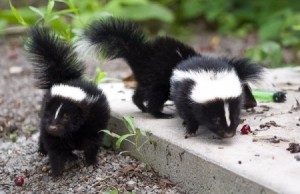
top-left (8, 0), bottom-right (79, 41)
top-left (102, 116), bottom-right (155, 166)
top-left (4, 0), bottom-right (300, 66)
top-left (245, 41), bottom-right (282, 68)
top-left (94, 67), bottom-right (107, 85)
top-left (3, 0), bottom-right (174, 39)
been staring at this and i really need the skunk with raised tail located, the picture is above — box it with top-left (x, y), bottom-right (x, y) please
top-left (26, 27), bottom-right (110, 176)
top-left (76, 17), bottom-right (197, 119)
top-left (77, 17), bottom-right (263, 138)
top-left (171, 57), bottom-right (262, 137)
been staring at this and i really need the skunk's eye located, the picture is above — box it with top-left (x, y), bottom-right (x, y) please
top-left (212, 117), bottom-right (220, 124)
top-left (63, 114), bottom-right (70, 121)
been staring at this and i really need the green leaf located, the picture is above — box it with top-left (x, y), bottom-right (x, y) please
top-left (293, 25), bottom-right (300, 31)
top-left (102, 189), bottom-right (119, 194)
top-left (115, 134), bottom-right (135, 149)
top-left (0, 21), bottom-right (7, 36)
top-left (47, 15), bottom-right (60, 23)
top-left (94, 68), bottom-right (107, 84)
top-left (51, 9), bottom-right (78, 16)
top-left (116, 0), bottom-right (148, 5)
top-left (259, 20), bottom-right (283, 41)
top-left (9, 1), bottom-right (28, 26)
top-left (135, 130), bottom-right (142, 145)
top-left (9, 133), bottom-right (17, 142)
top-left (106, 2), bottom-right (174, 23)
top-left (101, 130), bottom-right (121, 139)
top-left (29, 6), bottom-right (45, 18)
top-left (245, 41), bottom-right (282, 68)
top-left (65, 0), bottom-right (79, 15)
top-left (47, 0), bottom-right (55, 14)
top-left (123, 116), bottom-right (136, 134)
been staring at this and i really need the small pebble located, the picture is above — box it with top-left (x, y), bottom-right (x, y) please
top-left (126, 180), bottom-right (137, 191)
top-left (42, 166), bottom-right (47, 172)
top-left (294, 155), bottom-right (300, 161)
top-left (9, 66), bottom-right (23, 75)
top-left (42, 175), bottom-right (49, 182)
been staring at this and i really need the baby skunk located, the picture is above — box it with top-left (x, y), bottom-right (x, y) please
top-left (171, 57), bottom-right (263, 138)
top-left (77, 17), bottom-right (263, 138)
top-left (26, 27), bottom-right (110, 176)
top-left (76, 17), bottom-right (197, 119)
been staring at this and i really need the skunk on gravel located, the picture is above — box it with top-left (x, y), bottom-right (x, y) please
top-left (26, 27), bottom-right (110, 176)
top-left (77, 17), bottom-right (263, 138)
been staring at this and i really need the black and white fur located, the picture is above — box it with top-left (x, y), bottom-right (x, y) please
top-left (76, 17), bottom-right (197, 118)
top-left (171, 57), bottom-right (263, 138)
top-left (77, 17), bottom-right (263, 137)
top-left (26, 27), bottom-right (110, 176)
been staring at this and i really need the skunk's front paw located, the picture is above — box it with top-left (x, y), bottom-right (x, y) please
top-left (184, 132), bottom-right (196, 139)
top-left (38, 149), bottom-right (47, 156)
top-left (67, 153), bottom-right (78, 161)
top-left (85, 157), bottom-right (98, 166)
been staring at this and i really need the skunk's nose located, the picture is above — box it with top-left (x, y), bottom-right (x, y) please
top-left (223, 131), bottom-right (236, 138)
top-left (48, 125), bottom-right (58, 132)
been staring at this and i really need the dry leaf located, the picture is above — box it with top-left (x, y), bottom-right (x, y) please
top-left (122, 164), bottom-right (136, 174)
top-left (123, 74), bottom-right (137, 89)
top-left (159, 178), bottom-right (175, 189)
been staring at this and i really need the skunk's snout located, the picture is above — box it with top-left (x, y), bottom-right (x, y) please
top-left (223, 131), bottom-right (236, 138)
top-left (47, 125), bottom-right (63, 136)
top-left (216, 130), bottom-right (236, 138)
top-left (49, 125), bottom-right (57, 131)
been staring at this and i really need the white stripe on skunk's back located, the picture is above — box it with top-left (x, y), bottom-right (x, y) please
top-left (51, 84), bottom-right (87, 102)
top-left (171, 69), bottom-right (242, 103)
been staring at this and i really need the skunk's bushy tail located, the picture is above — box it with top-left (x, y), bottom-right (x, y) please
top-left (26, 26), bottom-right (84, 89)
top-left (225, 58), bottom-right (265, 83)
top-left (77, 17), bottom-right (149, 64)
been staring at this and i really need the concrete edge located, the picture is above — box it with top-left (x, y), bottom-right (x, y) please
top-left (107, 113), bottom-right (277, 194)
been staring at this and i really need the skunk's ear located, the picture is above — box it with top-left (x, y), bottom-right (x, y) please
top-left (223, 58), bottom-right (264, 83)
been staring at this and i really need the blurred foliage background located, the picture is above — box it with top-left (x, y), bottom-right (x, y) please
top-left (1, 0), bottom-right (300, 67)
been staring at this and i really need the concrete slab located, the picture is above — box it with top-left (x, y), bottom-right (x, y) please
top-left (100, 67), bottom-right (300, 194)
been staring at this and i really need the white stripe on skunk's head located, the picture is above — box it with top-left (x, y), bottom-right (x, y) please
top-left (51, 84), bottom-right (99, 103)
top-left (171, 69), bottom-right (242, 103)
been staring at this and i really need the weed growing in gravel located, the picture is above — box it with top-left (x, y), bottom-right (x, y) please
top-left (102, 116), bottom-right (156, 167)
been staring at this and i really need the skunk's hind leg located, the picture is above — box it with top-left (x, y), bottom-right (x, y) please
top-left (147, 86), bottom-right (173, 119)
top-left (133, 86), bottom-right (147, 112)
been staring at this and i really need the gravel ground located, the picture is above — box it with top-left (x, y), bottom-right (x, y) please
top-left (0, 134), bottom-right (184, 193)
top-left (0, 36), bottom-right (184, 193)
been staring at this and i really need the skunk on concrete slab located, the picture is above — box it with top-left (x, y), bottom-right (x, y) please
top-left (171, 56), bottom-right (263, 138)
top-left (26, 27), bottom-right (110, 176)
top-left (76, 17), bottom-right (198, 118)
top-left (77, 17), bottom-right (263, 138)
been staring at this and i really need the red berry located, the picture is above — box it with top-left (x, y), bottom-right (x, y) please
top-left (241, 124), bottom-right (251, 134)
top-left (14, 177), bottom-right (24, 186)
